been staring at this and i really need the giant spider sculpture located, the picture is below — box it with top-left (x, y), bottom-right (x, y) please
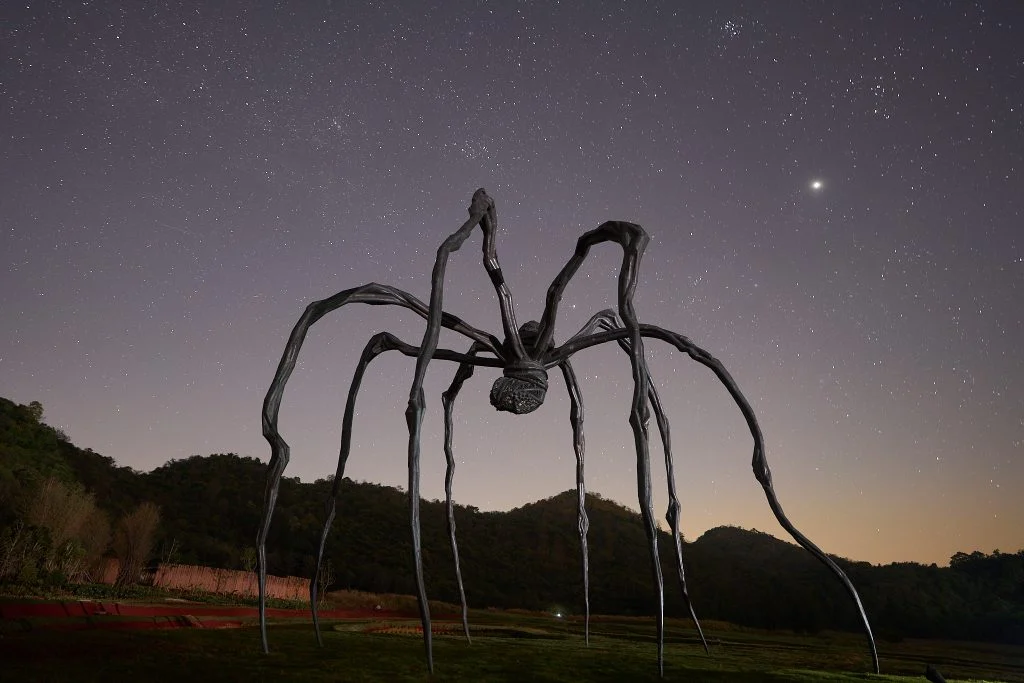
top-left (256, 189), bottom-right (879, 676)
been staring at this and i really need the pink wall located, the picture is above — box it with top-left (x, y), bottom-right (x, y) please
top-left (152, 563), bottom-right (309, 601)
top-left (95, 561), bottom-right (309, 601)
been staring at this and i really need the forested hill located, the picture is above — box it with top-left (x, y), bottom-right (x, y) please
top-left (1, 396), bottom-right (1022, 644)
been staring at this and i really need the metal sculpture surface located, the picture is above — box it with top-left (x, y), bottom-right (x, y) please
top-left (256, 189), bottom-right (880, 675)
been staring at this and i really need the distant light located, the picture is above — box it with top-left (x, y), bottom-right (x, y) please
top-left (554, 612), bottom-right (563, 618)
top-left (810, 179), bottom-right (824, 191)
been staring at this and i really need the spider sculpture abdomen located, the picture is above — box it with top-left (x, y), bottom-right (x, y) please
top-left (490, 361), bottom-right (548, 414)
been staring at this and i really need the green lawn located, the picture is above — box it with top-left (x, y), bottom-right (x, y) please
top-left (1, 611), bottom-right (1021, 682)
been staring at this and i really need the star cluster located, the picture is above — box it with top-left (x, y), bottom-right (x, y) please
top-left (1, 1), bottom-right (1021, 565)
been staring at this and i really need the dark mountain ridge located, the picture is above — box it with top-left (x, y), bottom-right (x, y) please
top-left (1, 396), bottom-right (1021, 644)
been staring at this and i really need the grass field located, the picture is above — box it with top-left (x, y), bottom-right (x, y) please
top-left (1, 606), bottom-right (1021, 682)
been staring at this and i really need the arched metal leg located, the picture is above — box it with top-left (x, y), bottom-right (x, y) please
top-left (648, 385), bottom-right (709, 653)
top-left (536, 222), bottom-right (666, 675)
top-left (404, 189), bottom-right (502, 672)
top-left (441, 344), bottom-right (489, 643)
top-left (558, 360), bottom-right (590, 644)
top-left (614, 238), bottom-right (666, 677)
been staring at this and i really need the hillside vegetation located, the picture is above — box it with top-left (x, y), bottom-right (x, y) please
top-left (1, 396), bottom-right (1021, 644)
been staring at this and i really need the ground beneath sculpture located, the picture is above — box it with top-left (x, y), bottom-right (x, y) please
top-left (2, 610), bottom-right (1020, 683)
top-left (0, 598), bottom-right (408, 631)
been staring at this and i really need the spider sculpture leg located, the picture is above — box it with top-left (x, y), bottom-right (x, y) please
top-left (567, 310), bottom-right (710, 653)
top-left (646, 371), bottom-right (710, 651)
top-left (549, 324), bottom-right (881, 674)
top-left (535, 221), bottom-right (669, 674)
top-left (405, 189), bottom-right (539, 671)
top-left (310, 331), bottom-right (398, 644)
top-left (257, 283), bottom-right (502, 654)
top-left (557, 359), bottom-right (591, 645)
top-left (440, 343), bottom-right (490, 644)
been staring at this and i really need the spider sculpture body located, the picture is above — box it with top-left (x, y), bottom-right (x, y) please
top-left (256, 189), bottom-right (880, 676)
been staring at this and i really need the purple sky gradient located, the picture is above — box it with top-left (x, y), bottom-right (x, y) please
top-left (2, 1), bottom-right (1021, 566)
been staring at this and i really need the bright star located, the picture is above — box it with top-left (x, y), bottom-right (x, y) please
top-left (810, 179), bottom-right (824, 191)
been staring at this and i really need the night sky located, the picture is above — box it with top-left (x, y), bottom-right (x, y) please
top-left (3, 1), bottom-right (1021, 567)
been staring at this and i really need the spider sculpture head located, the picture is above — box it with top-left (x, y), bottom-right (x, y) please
top-left (256, 188), bottom-right (880, 677)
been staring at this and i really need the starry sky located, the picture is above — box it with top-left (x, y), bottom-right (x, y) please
top-left (2, 1), bottom-right (1021, 567)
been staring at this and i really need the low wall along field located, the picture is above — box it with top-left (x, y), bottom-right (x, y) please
top-left (96, 561), bottom-right (309, 601)
top-left (153, 564), bottom-right (308, 601)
